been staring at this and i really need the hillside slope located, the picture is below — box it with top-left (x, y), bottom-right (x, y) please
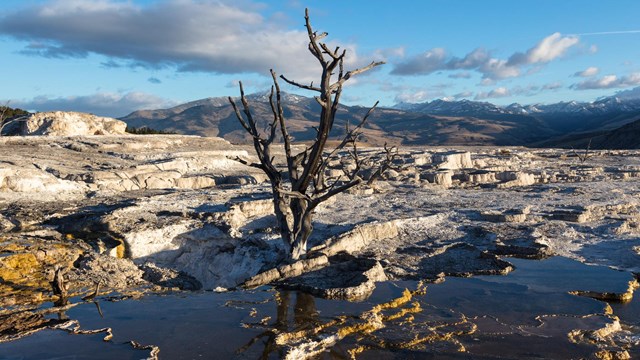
top-left (120, 94), bottom-right (557, 146)
top-left (537, 118), bottom-right (640, 149)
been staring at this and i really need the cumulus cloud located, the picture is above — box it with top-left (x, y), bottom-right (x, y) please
top-left (480, 58), bottom-right (520, 79)
top-left (391, 47), bottom-right (511, 79)
top-left (147, 77), bottom-right (162, 84)
top-left (394, 90), bottom-right (444, 104)
top-left (100, 60), bottom-right (123, 69)
top-left (0, 0), bottom-right (384, 80)
top-left (479, 78), bottom-right (496, 86)
top-left (572, 73), bottom-right (640, 90)
top-left (392, 48), bottom-right (448, 75)
top-left (371, 47), bottom-right (406, 61)
top-left (612, 86), bottom-right (640, 100)
top-left (452, 91), bottom-right (473, 99)
top-left (574, 67), bottom-right (599, 77)
top-left (473, 82), bottom-right (563, 100)
top-left (392, 32), bottom-right (580, 81)
top-left (448, 72), bottom-right (472, 79)
top-left (10, 91), bottom-right (178, 117)
top-left (475, 87), bottom-right (510, 100)
top-left (507, 33), bottom-right (579, 66)
top-left (542, 81), bottom-right (563, 90)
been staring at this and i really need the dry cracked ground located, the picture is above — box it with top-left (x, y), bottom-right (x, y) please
top-left (1, 134), bottom-right (640, 359)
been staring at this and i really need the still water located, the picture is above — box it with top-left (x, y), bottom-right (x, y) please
top-left (1, 257), bottom-right (638, 359)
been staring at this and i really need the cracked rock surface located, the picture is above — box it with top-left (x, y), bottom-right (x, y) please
top-left (1, 135), bottom-right (640, 358)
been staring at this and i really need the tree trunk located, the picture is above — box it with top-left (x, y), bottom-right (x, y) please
top-left (290, 205), bottom-right (313, 260)
top-left (272, 189), bottom-right (293, 256)
top-left (271, 191), bottom-right (313, 261)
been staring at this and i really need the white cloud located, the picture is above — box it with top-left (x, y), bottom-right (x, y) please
top-left (473, 82), bottom-right (564, 100)
top-left (592, 75), bottom-right (618, 87)
top-left (392, 32), bottom-right (580, 82)
top-left (480, 58), bottom-right (520, 80)
top-left (542, 81), bottom-right (563, 90)
top-left (10, 91), bottom-right (178, 117)
top-left (394, 90), bottom-right (444, 104)
top-left (531, 33), bottom-right (579, 62)
top-left (479, 78), bottom-right (496, 86)
top-left (622, 73), bottom-right (640, 85)
top-left (371, 47), bottom-right (406, 61)
top-left (508, 32), bottom-right (579, 65)
top-left (490, 87), bottom-right (509, 97)
top-left (574, 67), bottom-right (599, 77)
top-left (391, 48), bottom-right (448, 75)
top-left (448, 72), bottom-right (472, 79)
top-left (0, 0), bottom-right (388, 81)
top-left (613, 86), bottom-right (640, 100)
top-left (572, 73), bottom-right (640, 90)
top-left (452, 91), bottom-right (473, 99)
top-left (224, 79), bottom-right (272, 90)
top-left (475, 87), bottom-right (510, 100)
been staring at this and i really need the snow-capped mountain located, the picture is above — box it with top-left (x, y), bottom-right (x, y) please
top-left (393, 95), bottom-right (640, 118)
top-left (395, 99), bottom-right (509, 116)
top-left (245, 91), bottom-right (315, 106)
top-left (392, 93), bottom-right (640, 134)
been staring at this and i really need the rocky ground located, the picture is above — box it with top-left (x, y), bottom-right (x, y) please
top-left (1, 133), bottom-right (640, 358)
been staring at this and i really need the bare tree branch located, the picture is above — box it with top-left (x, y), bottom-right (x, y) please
top-left (317, 101), bottom-right (379, 178)
top-left (570, 138), bottom-right (593, 164)
top-left (312, 178), bottom-right (362, 207)
top-left (275, 187), bottom-right (312, 202)
top-left (239, 86), bottom-right (260, 136)
top-left (314, 96), bottom-right (327, 107)
top-left (279, 75), bottom-right (322, 93)
top-left (228, 85), bottom-right (252, 134)
top-left (366, 144), bottom-right (400, 185)
top-left (320, 43), bottom-right (341, 60)
top-left (230, 156), bottom-right (264, 170)
top-left (265, 86), bottom-right (279, 145)
top-left (270, 70), bottom-right (293, 160)
top-left (331, 61), bottom-right (385, 90)
top-left (304, 8), bottom-right (326, 65)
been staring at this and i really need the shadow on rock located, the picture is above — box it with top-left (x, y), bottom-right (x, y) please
top-left (278, 254), bottom-right (388, 301)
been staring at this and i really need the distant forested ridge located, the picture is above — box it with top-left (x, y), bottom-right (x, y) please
top-left (1, 106), bottom-right (29, 120)
top-left (125, 125), bottom-right (177, 135)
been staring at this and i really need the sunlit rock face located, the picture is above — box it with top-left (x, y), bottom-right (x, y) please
top-left (432, 151), bottom-right (473, 170)
top-left (0, 167), bottom-right (87, 194)
top-left (18, 111), bottom-right (127, 136)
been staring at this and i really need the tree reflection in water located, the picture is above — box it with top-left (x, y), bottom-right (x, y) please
top-left (236, 290), bottom-right (326, 359)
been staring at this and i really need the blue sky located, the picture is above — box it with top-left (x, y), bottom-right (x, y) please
top-left (1, 0), bottom-right (640, 117)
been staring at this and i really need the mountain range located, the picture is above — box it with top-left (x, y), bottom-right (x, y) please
top-left (120, 92), bottom-right (640, 149)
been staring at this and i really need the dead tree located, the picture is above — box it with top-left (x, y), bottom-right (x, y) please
top-left (0, 103), bottom-right (9, 135)
top-left (229, 9), bottom-right (395, 261)
top-left (570, 138), bottom-right (592, 164)
top-left (0, 102), bottom-right (28, 136)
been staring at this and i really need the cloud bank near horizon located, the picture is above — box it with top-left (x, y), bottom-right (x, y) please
top-left (11, 92), bottom-right (177, 118)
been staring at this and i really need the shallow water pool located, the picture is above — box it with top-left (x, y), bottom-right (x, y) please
top-left (1, 256), bottom-right (638, 359)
